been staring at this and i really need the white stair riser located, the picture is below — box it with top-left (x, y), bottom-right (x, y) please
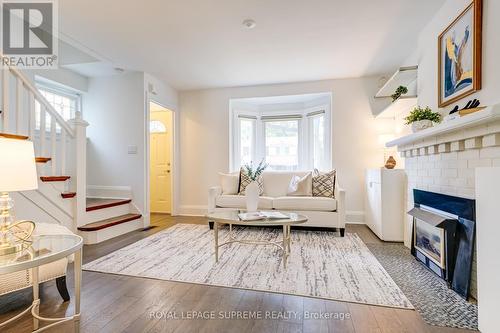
top-left (39, 180), bottom-right (67, 192)
top-left (78, 218), bottom-right (143, 244)
top-left (16, 191), bottom-right (74, 230)
top-left (85, 203), bottom-right (132, 224)
top-left (36, 181), bottom-right (73, 215)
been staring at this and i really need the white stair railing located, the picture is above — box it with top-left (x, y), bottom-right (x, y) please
top-left (0, 64), bottom-right (88, 231)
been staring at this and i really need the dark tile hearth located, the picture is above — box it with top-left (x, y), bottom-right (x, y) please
top-left (368, 242), bottom-right (478, 330)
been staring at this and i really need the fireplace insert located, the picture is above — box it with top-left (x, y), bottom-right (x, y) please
top-left (408, 189), bottom-right (475, 299)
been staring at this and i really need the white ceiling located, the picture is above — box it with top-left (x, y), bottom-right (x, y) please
top-left (58, 0), bottom-right (444, 91)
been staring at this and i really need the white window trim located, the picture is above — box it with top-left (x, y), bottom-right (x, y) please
top-left (230, 104), bottom-right (332, 172)
top-left (35, 80), bottom-right (83, 120)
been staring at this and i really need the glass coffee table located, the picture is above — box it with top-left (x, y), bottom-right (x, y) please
top-left (206, 210), bottom-right (307, 267)
top-left (0, 234), bottom-right (83, 332)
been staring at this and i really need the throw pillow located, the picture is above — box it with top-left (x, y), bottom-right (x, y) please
top-left (219, 172), bottom-right (239, 195)
top-left (287, 173), bottom-right (312, 196)
top-left (238, 168), bottom-right (264, 195)
top-left (312, 170), bottom-right (336, 198)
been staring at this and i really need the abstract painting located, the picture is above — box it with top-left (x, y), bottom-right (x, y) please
top-left (438, 0), bottom-right (482, 108)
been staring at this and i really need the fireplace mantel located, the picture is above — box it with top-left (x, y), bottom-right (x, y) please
top-left (387, 105), bottom-right (500, 153)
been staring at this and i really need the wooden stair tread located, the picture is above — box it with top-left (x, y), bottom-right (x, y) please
top-left (61, 192), bottom-right (76, 199)
top-left (77, 213), bottom-right (142, 232)
top-left (40, 176), bottom-right (71, 182)
top-left (86, 198), bottom-right (132, 212)
top-left (35, 157), bottom-right (51, 163)
top-left (0, 132), bottom-right (29, 140)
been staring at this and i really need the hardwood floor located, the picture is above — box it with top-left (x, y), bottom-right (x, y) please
top-left (0, 215), bottom-right (475, 333)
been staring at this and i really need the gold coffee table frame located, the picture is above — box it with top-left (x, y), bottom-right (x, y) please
top-left (207, 211), bottom-right (307, 268)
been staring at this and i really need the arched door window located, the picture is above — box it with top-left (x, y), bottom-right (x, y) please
top-left (150, 120), bottom-right (167, 133)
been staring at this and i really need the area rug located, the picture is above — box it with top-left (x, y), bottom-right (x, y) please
top-left (83, 224), bottom-right (412, 309)
top-left (368, 243), bottom-right (478, 330)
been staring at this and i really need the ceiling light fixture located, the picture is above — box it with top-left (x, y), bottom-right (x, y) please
top-left (242, 19), bottom-right (256, 29)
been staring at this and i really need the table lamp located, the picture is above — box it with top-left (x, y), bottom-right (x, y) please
top-left (0, 138), bottom-right (38, 255)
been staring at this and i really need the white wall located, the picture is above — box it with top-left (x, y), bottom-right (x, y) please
top-left (85, 72), bottom-right (178, 223)
top-left (85, 72), bottom-right (146, 214)
top-left (178, 77), bottom-right (388, 219)
top-left (404, 0), bottom-right (500, 114)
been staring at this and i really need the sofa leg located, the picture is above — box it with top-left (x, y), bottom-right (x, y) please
top-left (56, 276), bottom-right (70, 302)
top-left (208, 221), bottom-right (214, 230)
top-left (339, 228), bottom-right (345, 237)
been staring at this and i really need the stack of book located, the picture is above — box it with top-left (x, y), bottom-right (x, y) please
top-left (238, 211), bottom-right (289, 221)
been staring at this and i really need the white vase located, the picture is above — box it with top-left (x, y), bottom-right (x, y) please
top-left (411, 120), bottom-right (433, 133)
top-left (245, 181), bottom-right (259, 212)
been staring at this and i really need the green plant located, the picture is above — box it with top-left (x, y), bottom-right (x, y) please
top-left (404, 106), bottom-right (442, 125)
top-left (243, 159), bottom-right (268, 181)
top-left (391, 86), bottom-right (408, 102)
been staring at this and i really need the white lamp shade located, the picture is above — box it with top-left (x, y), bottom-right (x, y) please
top-left (0, 138), bottom-right (38, 192)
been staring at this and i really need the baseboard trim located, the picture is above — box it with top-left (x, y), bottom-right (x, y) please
top-left (87, 185), bottom-right (132, 199)
top-left (346, 210), bottom-right (364, 224)
top-left (178, 205), bottom-right (206, 216)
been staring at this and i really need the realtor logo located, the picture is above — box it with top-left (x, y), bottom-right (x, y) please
top-left (1, 0), bottom-right (58, 68)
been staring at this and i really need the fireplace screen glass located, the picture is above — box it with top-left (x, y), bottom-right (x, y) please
top-left (414, 219), bottom-right (445, 268)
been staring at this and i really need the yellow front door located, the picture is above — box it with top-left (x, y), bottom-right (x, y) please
top-left (150, 111), bottom-right (172, 213)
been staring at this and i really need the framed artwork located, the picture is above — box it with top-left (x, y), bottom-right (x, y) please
top-left (438, 0), bottom-right (482, 108)
top-left (414, 219), bottom-right (446, 269)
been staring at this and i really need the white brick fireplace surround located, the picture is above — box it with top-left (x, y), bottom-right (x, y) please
top-left (387, 105), bottom-right (500, 300)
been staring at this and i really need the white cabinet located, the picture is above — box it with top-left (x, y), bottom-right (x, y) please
top-left (364, 168), bottom-right (406, 241)
top-left (476, 167), bottom-right (500, 333)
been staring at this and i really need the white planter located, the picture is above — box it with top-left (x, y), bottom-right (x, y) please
top-left (245, 181), bottom-right (259, 212)
top-left (411, 120), bottom-right (433, 133)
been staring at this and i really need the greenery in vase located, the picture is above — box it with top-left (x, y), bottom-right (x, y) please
top-left (243, 159), bottom-right (268, 181)
top-left (391, 86), bottom-right (408, 102)
top-left (404, 106), bottom-right (442, 125)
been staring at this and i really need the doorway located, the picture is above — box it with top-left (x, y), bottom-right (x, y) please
top-left (149, 102), bottom-right (173, 214)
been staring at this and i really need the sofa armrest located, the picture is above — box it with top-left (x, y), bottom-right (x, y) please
top-left (208, 186), bottom-right (222, 213)
top-left (335, 182), bottom-right (346, 229)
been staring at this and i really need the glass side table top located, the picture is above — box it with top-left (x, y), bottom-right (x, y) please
top-left (0, 234), bottom-right (83, 274)
top-left (206, 210), bottom-right (308, 226)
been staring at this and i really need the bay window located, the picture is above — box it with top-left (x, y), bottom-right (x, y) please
top-left (231, 106), bottom-right (331, 172)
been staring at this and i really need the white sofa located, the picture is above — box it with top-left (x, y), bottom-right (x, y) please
top-left (208, 171), bottom-right (346, 235)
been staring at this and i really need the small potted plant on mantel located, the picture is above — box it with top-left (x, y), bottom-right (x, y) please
top-left (404, 106), bottom-right (442, 133)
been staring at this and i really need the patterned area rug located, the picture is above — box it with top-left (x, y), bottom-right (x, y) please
top-left (367, 243), bottom-right (478, 330)
top-left (84, 224), bottom-right (412, 309)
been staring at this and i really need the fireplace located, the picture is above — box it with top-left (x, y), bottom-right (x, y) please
top-left (408, 189), bottom-right (475, 299)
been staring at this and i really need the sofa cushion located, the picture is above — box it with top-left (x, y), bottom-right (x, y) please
top-left (312, 170), bottom-right (336, 198)
top-left (216, 195), bottom-right (273, 209)
top-left (238, 168), bottom-right (264, 195)
top-left (262, 171), bottom-right (310, 197)
top-left (219, 172), bottom-right (239, 195)
top-left (273, 196), bottom-right (337, 211)
top-left (287, 173), bottom-right (312, 196)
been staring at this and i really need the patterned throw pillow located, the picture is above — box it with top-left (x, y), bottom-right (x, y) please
top-left (238, 168), bottom-right (264, 195)
top-left (312, 170), bottom-right (336, 198)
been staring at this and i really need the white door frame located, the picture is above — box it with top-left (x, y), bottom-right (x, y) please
top-left (144, 94), bottom-right (179, 227)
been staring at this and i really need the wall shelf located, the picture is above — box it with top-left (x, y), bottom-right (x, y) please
top-left (376, 96), bottom-right (417, 119)
top-left (375, 66), bottom-right (418, 98)
top-left (386, 105), bottom-right (500, 148)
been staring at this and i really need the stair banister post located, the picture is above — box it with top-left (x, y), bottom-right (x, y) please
top-left (68, 111), bottom-right (89, 232)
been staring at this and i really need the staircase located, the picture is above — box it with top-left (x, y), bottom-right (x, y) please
top-left (0, 65), bottom-right (143, 244)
